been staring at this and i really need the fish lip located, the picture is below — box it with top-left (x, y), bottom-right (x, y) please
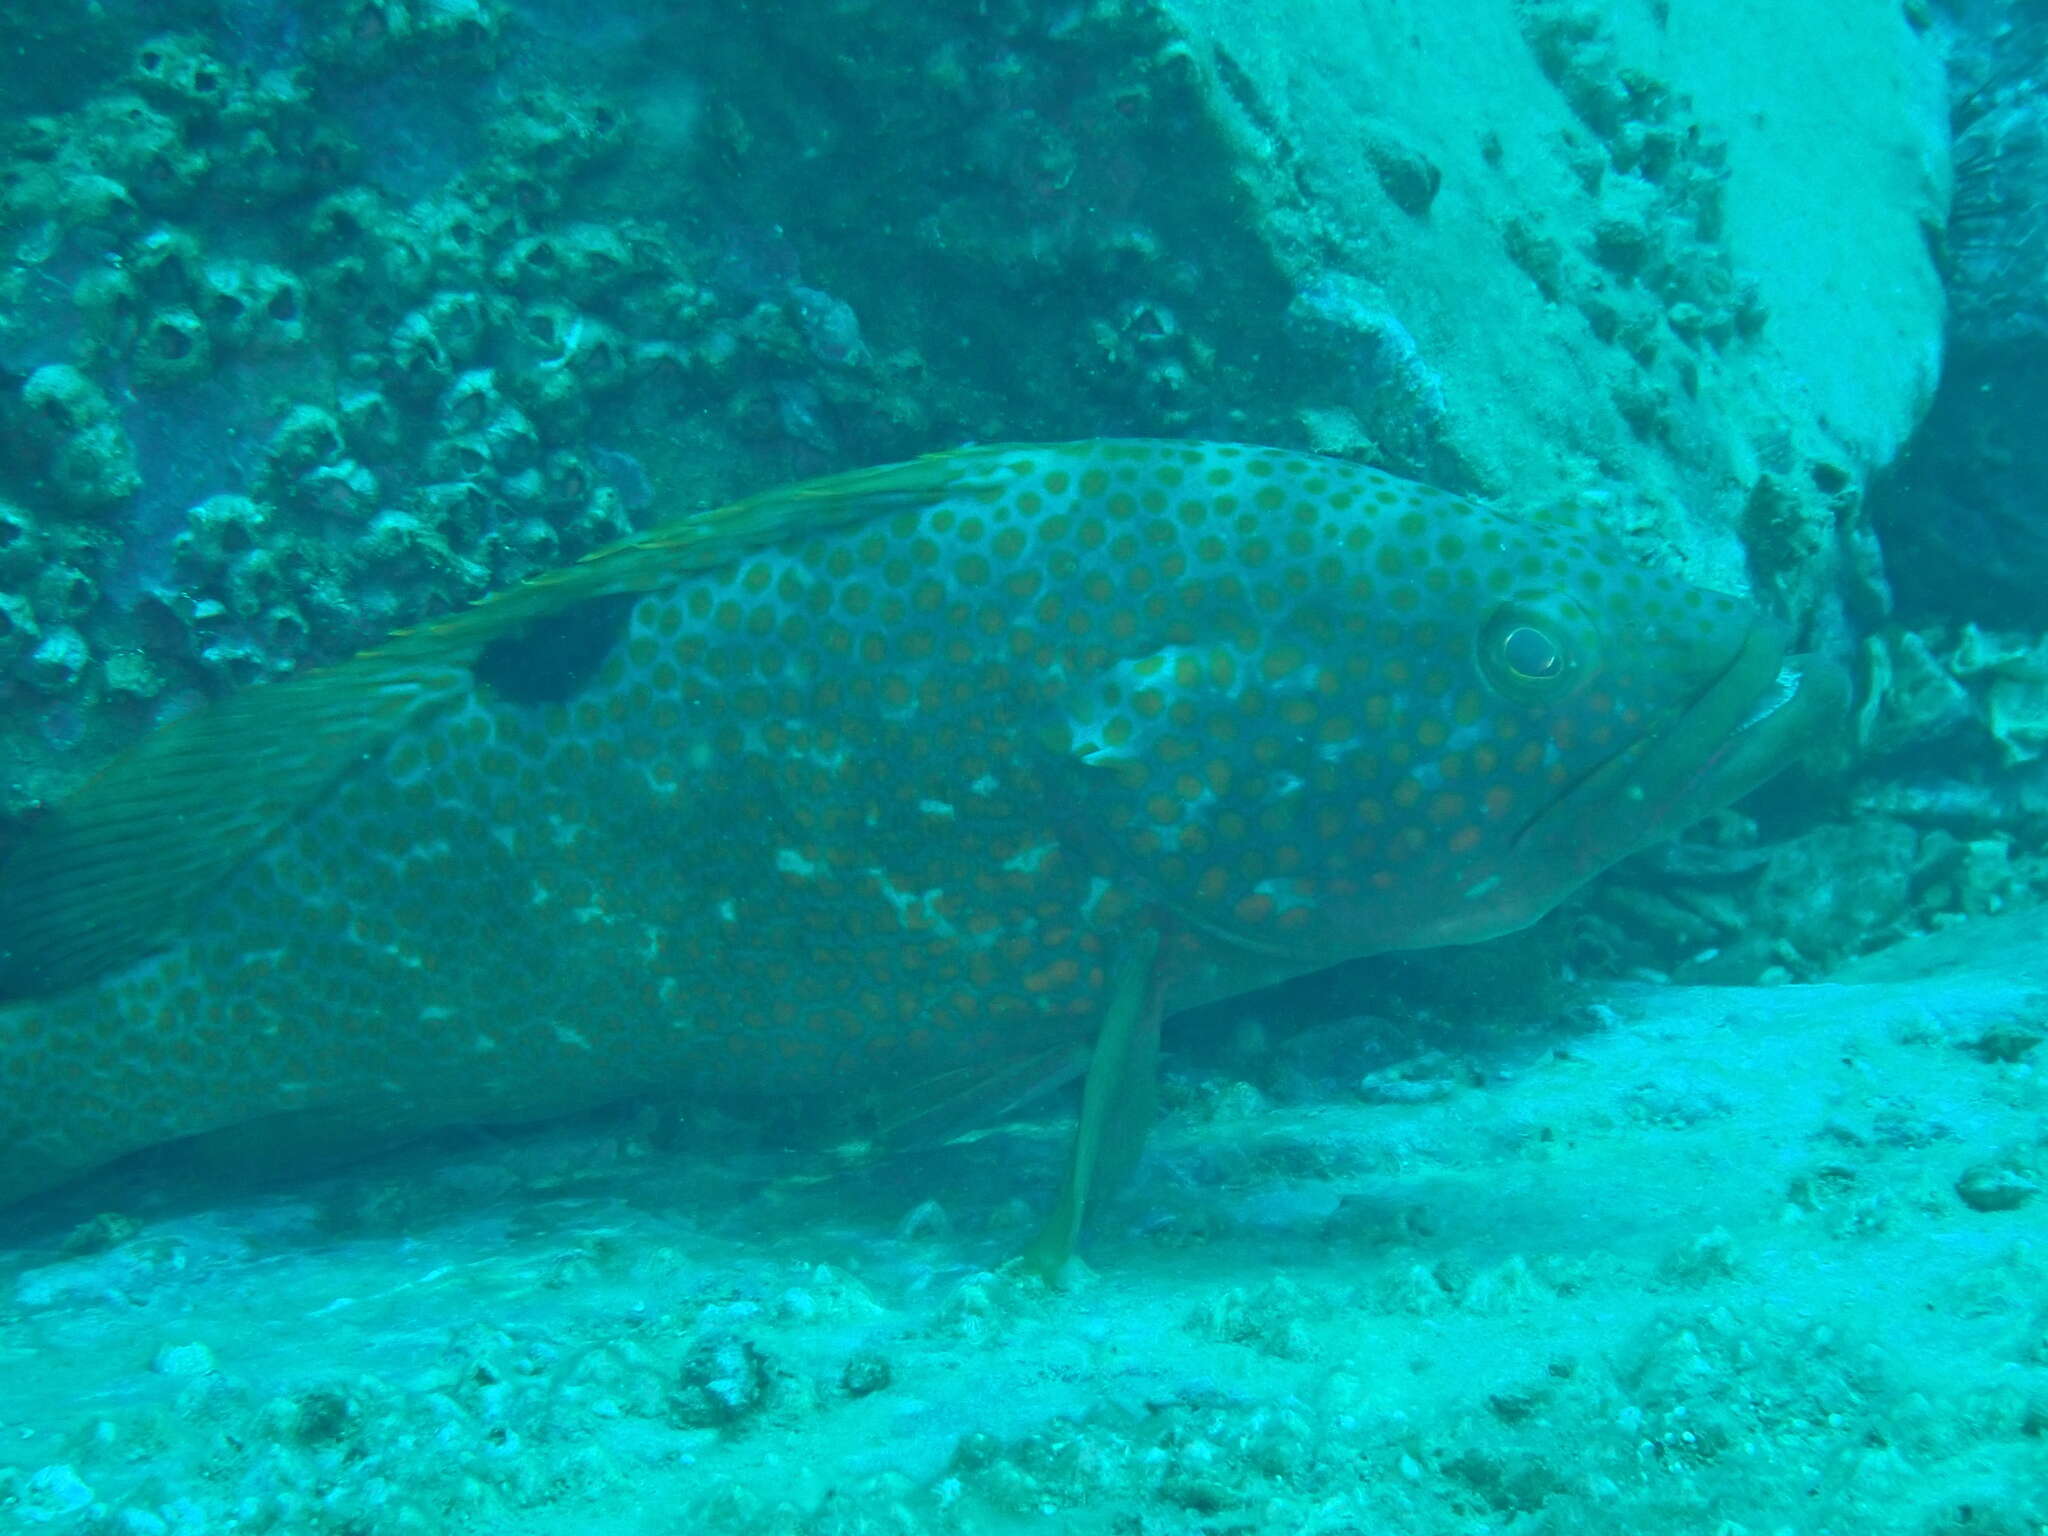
top-left (1678, 647), bottom-right (1849, 810)
top-left (1519, 625), bottom-right (1846, 851)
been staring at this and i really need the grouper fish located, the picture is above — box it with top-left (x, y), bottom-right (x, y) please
top-left (0, 440), bottom-right (1847, 1268)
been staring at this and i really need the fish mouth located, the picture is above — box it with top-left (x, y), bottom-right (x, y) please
top-left (1665, 642), bottom-right (1849, 824)
top-left (1530, 622), bottom-right (1849, 856)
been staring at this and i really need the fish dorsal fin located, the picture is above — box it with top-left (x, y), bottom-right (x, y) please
top-left (374, 448), bottom-right (1014, 664)
top-left (0, 447), bottom-right (1016, 999)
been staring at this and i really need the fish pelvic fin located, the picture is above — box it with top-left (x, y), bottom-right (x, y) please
top-left (1017, 924), bottom-right (1165, 1287)
top-left (0, 445), bottom-right (1022, 1001)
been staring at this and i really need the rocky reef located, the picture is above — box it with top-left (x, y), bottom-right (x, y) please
top-left (1872, 0), bottom-right (2048, 634)
top-left (4, 0), bottom-right (2040, 997)
top-left (0, 3), bottom-right (2036, 996)
top-left (4, 906), bottom-right (2047, 1534)
top-left (0, 0), bottom-right (1951, 833)
top-left (5, 3), bottom-right (2048, 1533)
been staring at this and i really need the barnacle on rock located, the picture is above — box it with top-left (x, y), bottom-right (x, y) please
top-left (129, 35), bottom-right (233, 117)
top-left (0, 592), bottom-right (41, 674)
top-left (71, 266), bottom-right (143, 356)
top-left (132, 304), bottom-right (211, 385)
top-left (17, 366), bottom-right (140, 512)
top-left (24, 625), bottom-right (90, 694)
top-left (198, 258), bottom-right (307, 352)
top-left (263, 406), bottom-right (347, 477)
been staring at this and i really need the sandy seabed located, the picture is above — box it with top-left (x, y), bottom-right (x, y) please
top-left (2, 908), bottom-right (2044, 1535)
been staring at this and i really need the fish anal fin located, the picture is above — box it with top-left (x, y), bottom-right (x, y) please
top-left (866, 1039), bottom-right (1093, 1155)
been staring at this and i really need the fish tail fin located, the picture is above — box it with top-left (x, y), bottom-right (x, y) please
top-left (0, 652), bottom-right (471, 1000)
top-left (0, 445), bottom-right (1027, 1001)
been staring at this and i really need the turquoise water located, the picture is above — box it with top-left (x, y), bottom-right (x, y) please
top-left (1, 1), bottom-right (2044, 1530)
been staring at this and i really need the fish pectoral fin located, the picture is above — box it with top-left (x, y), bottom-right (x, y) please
top-left (0, 654), bottom-right (469, 1000)
top-left (1017, 925), bottom-right (1165, 1287)
top-left (866, 1040), bottom-right (1094, 1154)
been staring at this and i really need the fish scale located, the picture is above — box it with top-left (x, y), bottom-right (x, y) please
top-left (0, 439), bottom-right (1846, 1247)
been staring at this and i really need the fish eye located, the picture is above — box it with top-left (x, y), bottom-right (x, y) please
top-left (1478, 595), bottom-right (1594, 701)
top-left (1501, 625), bottom-right (1562, 681)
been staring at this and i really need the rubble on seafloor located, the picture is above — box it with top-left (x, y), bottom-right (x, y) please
top-left (1, 904), bottom-right (2044, 1533)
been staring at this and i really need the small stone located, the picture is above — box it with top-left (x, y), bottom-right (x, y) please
top-left (840, 1348), bottom-right (892, 1396)
top-left (951, 1430), bottom-right (1001, 1470)
top-left (1658, 1226), bottom-right (1741, 1284)
top-left (19, 1464), bottom-right (94, 1522)
top-left (1365, 127), bottom-right (1441, 216)
top-left (1592, 215), bottom-right (1651, 277)
top-left (151, 1341), bottom-right (216, 1376)
top-left (292, 1389), bottom-right (359, 1446)
top-left (1161, 1469), bottom-right (1241, 1513)
top-left (1956, 1160), bottom-right (2039, 1213)
top-left (1666, 301), bottom-right (1706, 343)
top-left (1322, 1193), bottom-right (1434, 1247)
top-left (672, 1333), bottom-right (771, 1427)
top-left (898, 1198), bottom-right (950, 1240)
top-left (1358, 1051), bottom-right (1464, 1104)
top-left (1964, 1012), bottom-right (2045, 1063)
top-left (1488, 1387), bottom-right (1544, 1423)
top-left (103, 650), bottom-right (165, 699)
top-left (60, 1211), bottom-right (139, 1255)
top-left (1502, 215), bottom-right (1565, 298)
